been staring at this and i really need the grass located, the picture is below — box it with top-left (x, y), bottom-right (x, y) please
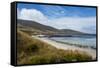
top-left (17, 29), bottom-right (92, 65)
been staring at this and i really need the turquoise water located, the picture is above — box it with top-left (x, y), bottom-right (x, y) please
top-left (49, 35), bottom-right (96, 49)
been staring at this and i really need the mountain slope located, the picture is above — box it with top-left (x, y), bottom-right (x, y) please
top-left (17, 19), bottom-right (59, 32)
top-left (59, 29), bottom-right (86, 35)
top-left (17, 19), bottom-right (87, 35)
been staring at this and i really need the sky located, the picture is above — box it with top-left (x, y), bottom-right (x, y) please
top-left (17, 3), bottom-right (96, 34)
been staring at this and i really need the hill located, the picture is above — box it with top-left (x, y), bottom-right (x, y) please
top-left (17, 19), bottom-right (86, 36)
top-left (17, 19), bottom-right (58, 31)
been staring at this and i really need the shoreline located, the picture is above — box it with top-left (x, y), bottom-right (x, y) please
top-left (49, 39), bottom-right (96, 50)
top-left (32, 36), bottom-right (96, 60)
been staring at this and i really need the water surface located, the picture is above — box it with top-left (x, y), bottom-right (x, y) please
top-left (49, 35), bottom-right (96, 49)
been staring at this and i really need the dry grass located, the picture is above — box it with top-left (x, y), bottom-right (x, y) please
top-left (17, 29), bottom-right (92, 65)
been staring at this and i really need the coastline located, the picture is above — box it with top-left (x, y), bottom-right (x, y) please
top-left (32, 36), bottom-right (96, 60)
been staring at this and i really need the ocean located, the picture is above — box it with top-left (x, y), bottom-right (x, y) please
top-left (49, 35), bottom-right (96, 49)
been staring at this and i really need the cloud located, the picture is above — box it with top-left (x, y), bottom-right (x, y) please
top-left (17, 8), bottom-right (96, 34)
top-left (50, 17), bottom-right (96, 34)
top-left (18, 8), bottom-right (49, 25)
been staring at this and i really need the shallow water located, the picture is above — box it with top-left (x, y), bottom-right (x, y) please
top-left (49, 35), bottom-right (96, 49)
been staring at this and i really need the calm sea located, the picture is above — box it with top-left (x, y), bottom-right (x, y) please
top-left (49, 35), bottom-right (96, 49)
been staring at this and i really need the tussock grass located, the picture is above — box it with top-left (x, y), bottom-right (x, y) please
top-left (17, 30), bottom-right (92, 65)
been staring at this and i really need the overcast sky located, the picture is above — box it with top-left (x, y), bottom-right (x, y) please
top-left (17, 3), bottom-right (96, 34)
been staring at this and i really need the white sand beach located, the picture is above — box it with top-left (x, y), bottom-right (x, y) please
top-left (32, 36), bottom-right (96, 60)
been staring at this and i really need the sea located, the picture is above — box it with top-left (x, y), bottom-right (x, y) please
top-left (49, 35), bottom-right (96, 49)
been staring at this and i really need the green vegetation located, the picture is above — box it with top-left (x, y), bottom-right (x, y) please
top-left (17, 30), bottom-right (92, 65)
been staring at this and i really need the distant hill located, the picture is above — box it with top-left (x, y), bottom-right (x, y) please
top-left (17, 19), bottom-right (87, 35)
top-left (59, 29), bottom-right (86, 35)
top-left (17, 19), bottom-right (59, 32)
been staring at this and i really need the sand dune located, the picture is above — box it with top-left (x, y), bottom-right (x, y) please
top-left (32, 36), bottom-right (96, 60)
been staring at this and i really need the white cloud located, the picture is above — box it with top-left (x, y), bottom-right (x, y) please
top-left (50, 17), bottom-right (96, 34)
top-left (17, 8), bottom-right (96, 34)
top-left (18, 8), bottom-right (49, 25)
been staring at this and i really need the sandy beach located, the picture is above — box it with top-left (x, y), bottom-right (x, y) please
top-left (32, 36), bottom-right (96, 60)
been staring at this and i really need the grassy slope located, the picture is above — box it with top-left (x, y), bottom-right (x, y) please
top-left (18, 19), bottom-right (86, 36)
top-left (17, 30), bottom-right (92, 65)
